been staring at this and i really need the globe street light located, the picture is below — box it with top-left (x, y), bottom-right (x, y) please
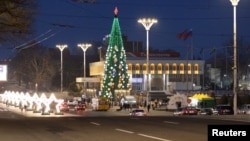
top-left (229, 0), bottom-right (239, 115)
top-left (78, 43), bottom-right (92, 95)
top-left (56, 44), bottom-right (67, 95)
top-left (138, 18), bottom-right (158, 107)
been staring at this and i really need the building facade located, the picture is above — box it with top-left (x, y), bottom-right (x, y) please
top-left (89, 53), bottom-right (205, 100)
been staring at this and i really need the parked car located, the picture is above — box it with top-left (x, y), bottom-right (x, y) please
top-left (173, 107), bottom-right (184, 116)
top-left (173, 106), bottom-right (198, 116)
top-left (74, 103), bottom-right (86, 111)
top-left (237, 104), bottom-right (250, 114)
top-left (198, 108), bottom-right (213, 115)
top-left (59, 102), bottom-right (70, 112)
top-left (129, 109), bottom-right (147, 116)
top-left (67, 99), bottom-right (78, 106)
top-left (214, 105), bottom-right (234, 115)
top-left (182, 106), bottom-right (199, 115)
top-left (211, 108), bottom-right (219, 115)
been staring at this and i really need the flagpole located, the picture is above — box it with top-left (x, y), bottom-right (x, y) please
top-left (203, 48), bottom-right (205, 91)
top-left (214, 48), bottom-right (217, 93)
top-left (191, 35), bottom-right (194, 91)
top-left (177, 29), bottom-right (193, 94)
top-left (186, 43), bottom-right (189, 93)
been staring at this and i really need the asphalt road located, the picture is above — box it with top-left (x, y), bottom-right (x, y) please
top-left (1, 105), bottom-right (250, 141)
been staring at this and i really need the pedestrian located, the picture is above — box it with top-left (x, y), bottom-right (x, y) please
top-left (147, 104), bottom-right (150, 112)
top-left (24, 105), bottom-right (27, 112)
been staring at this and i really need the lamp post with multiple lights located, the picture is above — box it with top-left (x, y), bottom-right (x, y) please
top-left (78, 43), bottom-right (92, 95)
top-left (229, 0), bottom-right (240, 115)
top-left (138, 18), bottom-right (158, 107)
top-left (56, 44), bottom-right (67, 95)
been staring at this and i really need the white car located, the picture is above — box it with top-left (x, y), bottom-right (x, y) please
top-left (173, 107), bottom-right (184, 116)
top-left (211, 108), bottom-right (219, 115)
top-left (237, 104), bottom-right (250, 114)
top-left (129, 109), bottom-right (147, 116)
top-left (67, 99), bottom-right (78, 106)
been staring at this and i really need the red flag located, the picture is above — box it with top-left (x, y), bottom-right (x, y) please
top-left (177, 29), bottom-right (188, 39)
top-left (177, 29), bottom-right (192, 40)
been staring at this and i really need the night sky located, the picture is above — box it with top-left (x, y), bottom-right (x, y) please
top-left (1, 0), bottom-right (250, 60)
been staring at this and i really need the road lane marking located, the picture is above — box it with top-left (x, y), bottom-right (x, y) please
top-left (115, 128), bottom-right (134, 134)
top-left (90, 122), bottom-right (100, 126)
top-left (163, 121), bottom-right (179, 125)
top-left (138, 133), bottom-right (172, 141)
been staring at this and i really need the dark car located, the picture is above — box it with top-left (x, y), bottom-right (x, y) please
top-left (215, 105), bottom-right (234, 115)
top-left (198, 108), bottom-right (213, 115)
top-left (173, 106), bottom-right (198, 116)
top-left (182, 106), bottom-right (198, 115)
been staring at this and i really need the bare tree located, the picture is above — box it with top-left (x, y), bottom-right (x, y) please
top-left (0, 0), bottom-right (36, 44)
top-left (9, 44), bottom-right (56, 91)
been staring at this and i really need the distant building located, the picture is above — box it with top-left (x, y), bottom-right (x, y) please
top-left (88, 36), bottom-right (205, 101)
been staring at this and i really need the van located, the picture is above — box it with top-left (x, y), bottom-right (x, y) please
top-left (214, 105), bottom-right (234, 115)
top-left (121, 95), bottom-right (137, 108)
top-left (123, 96), bottom-right (137, 105)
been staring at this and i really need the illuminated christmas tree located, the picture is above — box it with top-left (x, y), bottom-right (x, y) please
top-left (101, 7), bottom-right (130, 98)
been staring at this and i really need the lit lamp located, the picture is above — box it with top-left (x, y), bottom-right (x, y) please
top-left (229, 0), bottom-right (240, 115)
top-left (56, 44), bottom-right (67, 95)
top-left (78, 43), bottom-right (92, 95)
top-left (138, 18), bottom-right (157, 107)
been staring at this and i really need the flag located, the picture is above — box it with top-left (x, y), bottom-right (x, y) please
top-left (177, 29), bottom-right (192, 40)
top-left (183, 29), bottom-right (192, 40)
top-left (177, 29), bottom-right (188, 39)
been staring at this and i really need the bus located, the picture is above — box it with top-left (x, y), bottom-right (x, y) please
top-left (92, 97), bottom-right (110, 111)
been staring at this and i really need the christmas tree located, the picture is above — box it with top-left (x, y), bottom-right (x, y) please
top-left (101, 7), bottom-right (130, 98)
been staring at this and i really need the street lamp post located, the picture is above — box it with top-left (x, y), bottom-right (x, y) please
top-left (56, 44), bottom-right (67, 95)
top-left (138, 18), bottom-right (158, 107)
top-left (229, 0), bottom-right (240, 115)
top-left (78, 43), bottom-right (92, 96)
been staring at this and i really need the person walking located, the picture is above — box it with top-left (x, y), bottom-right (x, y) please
top-left (147, 104), bottom-right (150, 112)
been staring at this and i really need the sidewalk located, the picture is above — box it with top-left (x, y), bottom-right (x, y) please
top-left (0, 103), bottom-right (80, 117)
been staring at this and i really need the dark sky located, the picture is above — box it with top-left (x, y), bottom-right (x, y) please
top-left (1, 0), bottom-right (250, 60)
